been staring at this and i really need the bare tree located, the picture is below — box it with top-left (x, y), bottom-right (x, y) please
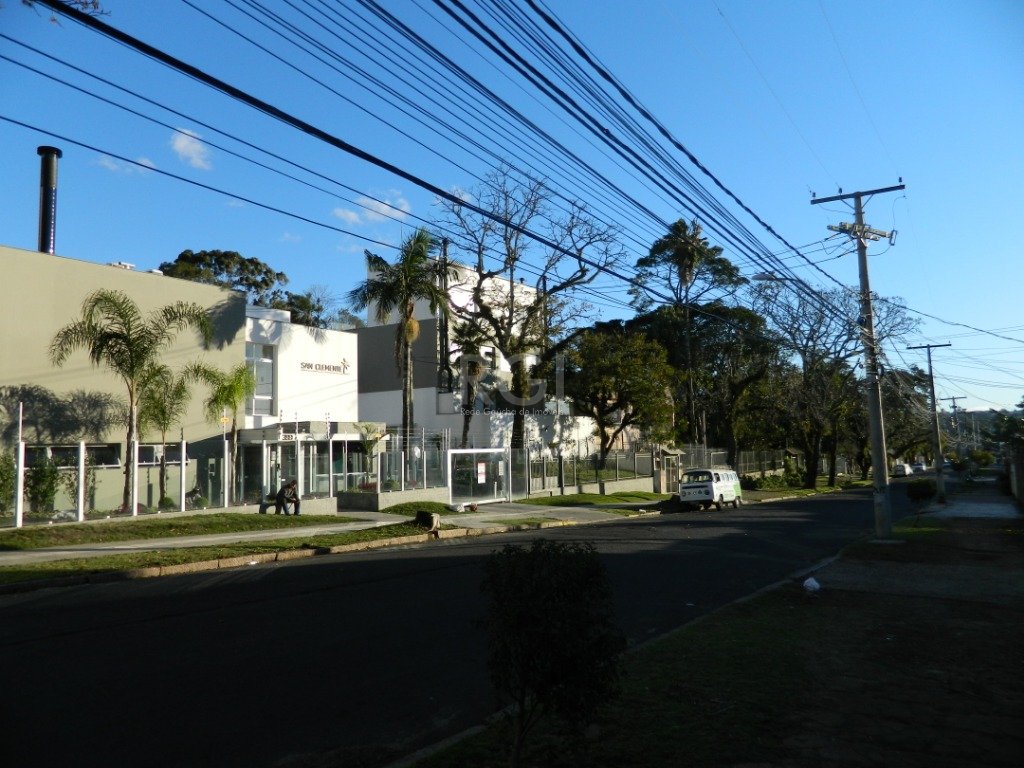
top-left (753, 283), bottom-right (918, 487)
top-left (438, 166), bottom-right (624, 449)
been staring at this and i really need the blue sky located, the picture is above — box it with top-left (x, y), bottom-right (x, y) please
top-left (2, 0), bottom-right (1022, 413)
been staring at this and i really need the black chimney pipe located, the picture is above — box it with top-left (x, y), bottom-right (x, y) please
top-left (37, 145), bottom-right (62, 254)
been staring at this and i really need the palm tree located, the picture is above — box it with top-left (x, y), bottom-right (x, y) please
top-left (138, 364), bottom-right (192, 506)
top-left (347, 228), bottom-right (456, 454)
top-left (190, 363), bottom-right (256, 501)
top-left (49, 290), bottom-right (212, 511)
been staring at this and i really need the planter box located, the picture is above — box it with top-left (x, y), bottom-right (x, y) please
top-left (337, 487), bottom-right (450, 511)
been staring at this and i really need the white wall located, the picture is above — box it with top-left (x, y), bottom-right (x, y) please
top-left (246, 314), bottom-right (359, 427)
top-left (358, 385), bottom-right (596, 451)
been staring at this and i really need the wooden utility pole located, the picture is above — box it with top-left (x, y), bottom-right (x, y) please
top-left (909, 342), bottom-right (951, 501)
top-left (941, 396), bottom-right (965, 457)
top-left (812, 183), bottom-right (904, 539)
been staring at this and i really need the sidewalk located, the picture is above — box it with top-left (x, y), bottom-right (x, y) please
top-left (0, 502), bottom-right (628, 569)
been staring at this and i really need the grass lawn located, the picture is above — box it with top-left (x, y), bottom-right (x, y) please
top-left (0, 513), bottom-right (362, 551)
top-left (414, 586), bottom-right (817, 768)
top-left (411, 514), bottom-right (1024, 768)
top-left (0, 522), bottom-right (426, 586)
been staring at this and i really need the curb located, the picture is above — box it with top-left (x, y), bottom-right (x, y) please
top-left (0, 517), bottom-right (602, 596)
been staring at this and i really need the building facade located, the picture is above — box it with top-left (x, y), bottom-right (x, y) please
top-left (0, 244), bottom-right (369, 513)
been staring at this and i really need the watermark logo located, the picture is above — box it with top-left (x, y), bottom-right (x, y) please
top-left (437, 353), bottom-right (564, 415)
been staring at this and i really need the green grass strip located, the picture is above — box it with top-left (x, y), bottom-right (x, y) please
top-left (0, 522), bottom-right (426, 586)
top-left (0, 513), bottom-right (362, 551)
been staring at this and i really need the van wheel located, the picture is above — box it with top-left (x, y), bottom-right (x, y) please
top-left (715, 496), bottom-right (723, 511)
top-left (732, 497), bottom-right (741, 509)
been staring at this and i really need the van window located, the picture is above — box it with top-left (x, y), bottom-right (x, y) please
top-left (683, 471), bottom-right (712, 483)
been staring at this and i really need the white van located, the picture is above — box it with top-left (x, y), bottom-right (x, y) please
top-left (678, 468), bottom-right (743, 510)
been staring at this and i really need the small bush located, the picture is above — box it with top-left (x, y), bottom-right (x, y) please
top-left (25, 456), bottom-right (62, 513)
top-left (481, 540), bottom-right (625, 767)
top-left (0, 450), bottom-right (14, 513)
top-left (906, 478), bottom-right (936, 502)
top-left (741, 472), bottom-right (803, 491)
top-left (158, 496), bottom-right (177, 510)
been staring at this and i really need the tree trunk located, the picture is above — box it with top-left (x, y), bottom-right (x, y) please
top-left (803, 436), bottom-right (822, 489)
top-left (461, 379), bottom-right (477, 448)
top-left (122, 398), bottom-right (136, 512)
top-left (403, 340), bottom-right (414, 455)
top-left (726, 424), bottom-right (739, 470)
top-left (827, 432), bottom-right (838, 486)
top-left (158, 429), bottom-right (167, 502)
top-left (509, 358), bottom-right (529, 450)
top-left (231, 417), bottom-right (240, 503)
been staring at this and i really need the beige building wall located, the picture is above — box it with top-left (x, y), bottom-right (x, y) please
top-left (0, 244), bottom-right (247, 448)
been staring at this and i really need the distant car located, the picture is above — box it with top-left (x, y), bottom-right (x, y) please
top-left (892, 463), bottom-right (912, 477)
top-left (911, 462), bottom-right (927, 474)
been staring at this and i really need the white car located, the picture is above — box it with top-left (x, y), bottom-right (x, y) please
top-left (892, 463), bottom-right (912, 477)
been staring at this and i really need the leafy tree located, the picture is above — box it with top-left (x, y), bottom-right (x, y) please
top-left (480, 540), bottom-right (625, 767)
top-left (50, 290), bottom-right (212, 511)
top-left (880, 366), bottom-right (932, 465)
top-left (565, 330), bottom-right (675, 467)
top-left (438, 165), bottom-right (624, 449)
top-left (986, 398), bottom-right (1024, 451)
top-left (189, 363), bottom-right (256, 500)
top-left (138, 365), bottom-right (193, 506)
top-left (347, 228), bottom-right (455, 454)
top-left (630, 219), bottom-right (746, 444)
top-left (617, 303), bottom-right (779, 460)
top-left (158, 249), bottom-right (288, 306)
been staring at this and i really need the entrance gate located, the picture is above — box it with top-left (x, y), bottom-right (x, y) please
top-left (448, 448), bottom-right (509, 506)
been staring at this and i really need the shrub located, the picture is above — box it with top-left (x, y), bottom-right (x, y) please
top-left (906, 478), bottom-right (936, 502)
top-left (741, 472), bottom-right (803, 491)
top-left (0, 450), bottom-right (14, 513)
top-left (25, 455), bottom-right (62, 513)
top-left (969, 449), bottom-right (994, 467)
top-left (480, 540), bottom-right (625, 767)
top-left (158, 496), bottom-right (177, 510)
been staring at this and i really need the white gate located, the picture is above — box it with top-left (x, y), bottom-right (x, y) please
top-left (448, 448), bottom-right (509, 505)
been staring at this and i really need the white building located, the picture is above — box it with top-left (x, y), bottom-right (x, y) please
top-left (1, 243), bottom-right (378, 513)
top-left (355, 265), bottom-right (597, 455)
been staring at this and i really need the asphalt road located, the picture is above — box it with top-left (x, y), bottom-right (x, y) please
top-left (0, 487), bottom-right (911, 768)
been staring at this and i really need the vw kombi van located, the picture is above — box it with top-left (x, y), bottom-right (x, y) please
top-left (677, 468), bottom-right (743, 510)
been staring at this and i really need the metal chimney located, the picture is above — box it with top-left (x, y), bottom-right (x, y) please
top-left (37, 145), bottom-right (62, 254)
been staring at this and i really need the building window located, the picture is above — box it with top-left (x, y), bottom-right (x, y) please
top-left (246, 342), bottom-right (276, 416)
top-left (25, 444), bottom-right (122, 468)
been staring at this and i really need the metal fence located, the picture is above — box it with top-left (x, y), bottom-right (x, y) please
top-left (515, 449), bottom-right (656, 495)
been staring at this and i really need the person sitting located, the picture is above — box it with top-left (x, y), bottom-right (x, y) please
top-left (274, 480), bottom-right (301, 516)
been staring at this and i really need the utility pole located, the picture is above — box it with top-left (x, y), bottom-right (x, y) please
top-left (941, 396), bottom-right (965, 458)
top-left (437, 238), bottom-right (453, 393)
top-left (812, 183), bottom-right (904, 539)
top-left (909, 342), bottom-right (951, 502)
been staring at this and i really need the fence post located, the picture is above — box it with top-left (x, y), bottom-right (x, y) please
top-left (14, 441), bottom-right (25, 528)
top-left (77, 440), bottom-right (86, 522)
